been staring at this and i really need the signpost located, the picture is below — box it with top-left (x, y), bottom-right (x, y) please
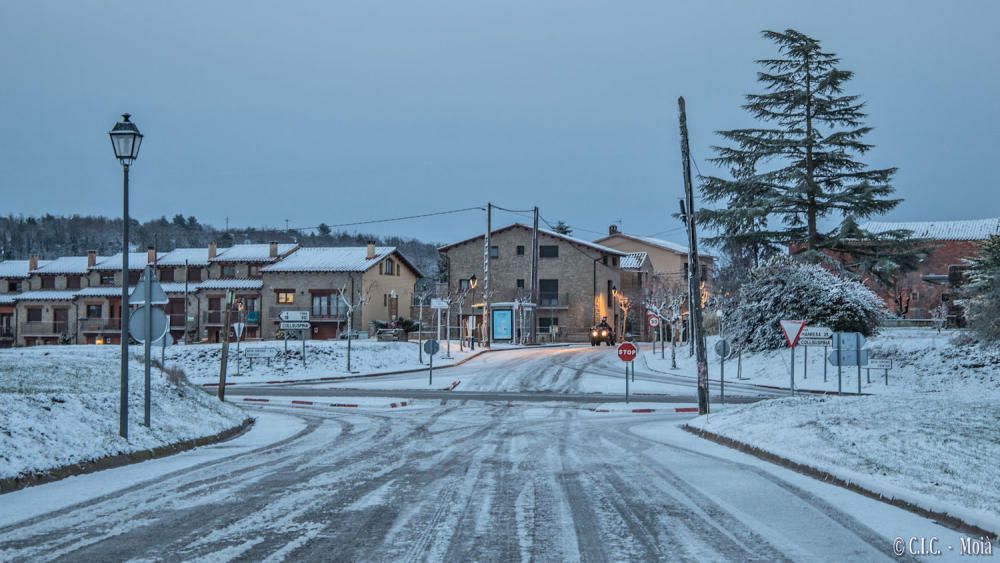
top-left (129, 266), bottom-right (169, 428)
top-left (714, 339), bottom-right (730, 403)
top-left (828, 332), bottom-right (868, 395)
top-left (780, 320), bottom-right (806, 395)
top-left (279, 310), bottom-right (310, 322)
top-left (617, 342), bottom-right (637, 403)
top-left (424, 339), bottom-right (440, 385)
top-left (869, 358), bottom-right (892, 385)
top-left (279, 321), bottom-right (311, 331)
top-left (245, 347), bottom-right (276, 370)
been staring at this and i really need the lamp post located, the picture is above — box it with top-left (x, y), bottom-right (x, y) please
top-left (469, 275), bottom-right (478, 350)
top-left (109, 113), bottom-right (143, 440)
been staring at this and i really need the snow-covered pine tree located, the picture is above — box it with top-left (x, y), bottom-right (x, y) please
top-left (697, 29), bottom-right (900, 260)
top-left (964, 234), bottom-right (1000, 340)
top-left (551, 220), bottom-right (573, 235)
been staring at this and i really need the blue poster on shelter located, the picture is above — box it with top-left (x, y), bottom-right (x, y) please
top-left (492, 310), bottom-right (512, 340)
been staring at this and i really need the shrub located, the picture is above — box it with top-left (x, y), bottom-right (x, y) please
top-left (728, 257), bottom-right (886, 351)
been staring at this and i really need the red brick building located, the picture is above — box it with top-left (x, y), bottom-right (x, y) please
top-left (859, 218), bottom-right (1000, 320)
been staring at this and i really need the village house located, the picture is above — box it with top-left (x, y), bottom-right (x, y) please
top-left (593, 225), bottom-right (715, 287)
top-left (260, 243), bottom-right (422, 340)
top-left (858, 218), bottom-right (1000, 322)
top-left (438, 224), bottom-right (626, 343)
top-left (0, 258), bottom-right (50, 348)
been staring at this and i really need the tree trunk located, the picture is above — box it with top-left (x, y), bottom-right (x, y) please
top-left (804, 52), bottom-right (818, 250)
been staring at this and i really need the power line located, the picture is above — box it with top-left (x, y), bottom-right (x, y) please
top-left (289, 206), bottom-right (485, 232)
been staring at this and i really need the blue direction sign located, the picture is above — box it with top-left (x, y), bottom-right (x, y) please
top-left (828, 348), bottom-right (869, 366)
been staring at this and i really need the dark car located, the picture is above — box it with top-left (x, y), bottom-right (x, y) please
top-left (590, 325), bottom-right (616, 346)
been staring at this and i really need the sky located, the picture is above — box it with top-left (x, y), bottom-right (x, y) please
top-left (1, 1), bottom-right (998, 247)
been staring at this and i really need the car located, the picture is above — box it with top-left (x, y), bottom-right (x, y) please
top-left (590, 325), bottom-right (616, 346)
top-left (338, 330), bottom-right (368, 340)
top-left (376, 328), bottom-right (405, 341)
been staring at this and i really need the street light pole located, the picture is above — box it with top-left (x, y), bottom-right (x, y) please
top-left (109, 113), bottom-right (143, 440)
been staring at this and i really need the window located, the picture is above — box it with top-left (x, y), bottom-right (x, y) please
top-left (100, 272), bottom-right (115, 285)
top-left (27, 308), bottom-right (42, 322)
top-left (489, 246), bottom-right (499, 259)
top-left (41, 276), bottom-right (54, 289)
top-left (159, 268), bottom-right (175, 282)
top-left (539, 279), bottom-right (559, 306)
top-left (248, 265), bottom-right (261, 278)
top-left (86, 304), bottom-right (102, 318)
top-left (128, 270), bottom-right (140, 285)
top-left (383, 259), bottom-right (395, 275)
top-left (516, 279), bottom-right (525, 288)
top-left (612, 256), bottom-right (618, 267)
top-left (383, 293), bottom-right (388, 306)
top-left (7, 280), bottom-right (20, 292)
top-left (516, 245), bottom-right (525, 256)
top-left (312, 293), bottom-right (333, 318)
top-left (602, 256), bottom-right (608, 266)
top-left (276, 290), bottom-right (295, 304)
top-left (459, 279), bottom-right (469, 291)
top-left (66, 276), bottom-right (81, 289)
top-left (188, 268), bottom-right (203, 282)
top-left (222, 265), bottom-right (237, 278)
top-left (538, 317), bottom-right (559, 330)
top-left (539, 245), bottom-right (559, 258)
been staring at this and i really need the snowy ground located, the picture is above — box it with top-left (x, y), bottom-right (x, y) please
top-left (680, 328), bottom-right (1000, 535)
top-left (0, 345), bottom-right (248, 482)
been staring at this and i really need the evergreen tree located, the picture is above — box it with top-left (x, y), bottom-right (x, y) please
top-left (551, 220), bottom-right (573, 235)
top-left (698, 29), bottom-right (900, 261)
top-left (964, 234), bottom-right (1000, 339)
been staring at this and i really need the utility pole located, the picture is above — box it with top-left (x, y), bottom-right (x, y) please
top-left (183, 259), bottom-right (190, 345)
top-left (483, 202), bottom-right (492, 348)
top-left (218, 289), bottom-right (233, 401)
top-left (678, 96), bottom-right (710, 416)
top-left (530, 206), bottom-right (539, 345)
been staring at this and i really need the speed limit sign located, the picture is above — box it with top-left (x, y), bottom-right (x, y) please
top-left (648, 316), bottom-right (660, 328)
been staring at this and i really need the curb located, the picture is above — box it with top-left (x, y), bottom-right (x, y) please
top-left (683, 425), bottom-right (997, 538)
top-left (0, 417), bottom-right (255, 495)
top-left (239, 397), bottom-right (411, 409)
top-left (590, 406), bottom-right (697, 414)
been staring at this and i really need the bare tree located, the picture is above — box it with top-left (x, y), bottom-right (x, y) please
top-left (644, 276), bottom-right (687, 369)
top-left (412, 286), bottom-right (436, 363)
top-left (338, 279), bottom-right (376, 373)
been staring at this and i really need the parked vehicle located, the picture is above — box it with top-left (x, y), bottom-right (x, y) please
top-left (339, 330), bottom-right (368, 340)
top-left (376, 328), bottom-right (404, 342)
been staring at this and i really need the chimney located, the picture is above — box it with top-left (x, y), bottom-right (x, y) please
top-left (87, 250), bottom-right (97, 268)
top-left (269, 241), bottom-right (278, 258)
top-left (208, 242), bottom-right (217, 260)
top-left (28, 255), bottom-right (38, 271)
top-left (366, 241), bottom-right (376, 260)
top-left (147, 246), bottom-right (156, 265)
top-left (609, 224), bottom-right (619, 235)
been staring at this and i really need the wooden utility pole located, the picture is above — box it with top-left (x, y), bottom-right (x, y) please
top-left (678, 96), bottom-right (710, 415)
top-left (218, 289), bottom-right (233, 401)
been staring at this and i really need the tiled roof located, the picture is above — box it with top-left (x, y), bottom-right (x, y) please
top-left (31, 256), bottom-right (95, 275)
top-left (12, 290), bottom-right (78, 301)
top-left (157, 248), bottom-right (211, 267)
top-left (620, 251), bottom-right (649, 270)
top-left (262, 246), bottom-right (396, 273)
top-left (0, 259), bottom-right (49, 279)
top-left (861, 218), bottom-right (1000, 241)
top-left (213, 244), bottom-right (298, 263)
top-left (439, 223), bottom-right (627, 256)
top-left (92, 252), bottom-right (161, 271)
top-left (196, 278), bottom-right (264, 290)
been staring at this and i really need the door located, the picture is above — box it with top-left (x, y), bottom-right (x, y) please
top-left (53, 308), bottom-right (69, 333)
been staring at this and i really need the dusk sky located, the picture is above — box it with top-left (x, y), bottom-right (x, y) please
top-left (2, 1), bottom-right (997, 247)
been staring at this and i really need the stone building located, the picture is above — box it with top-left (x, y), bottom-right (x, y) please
top-left (260, 244), bottom-right (423, 340)
top-left (438, 223), bottom-right (626, 343)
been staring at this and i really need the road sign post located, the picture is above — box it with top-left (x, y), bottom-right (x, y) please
top-left (423, 339), bottom-right (440, 385)
top-left (618, 342), bottom-right (637, 403)
top-left (780, 320), bottom-right (806, 395)
top-left (714, 339), bottom-right (730, 404)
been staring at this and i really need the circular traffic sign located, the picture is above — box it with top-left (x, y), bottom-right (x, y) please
top-left (617, 342), bottom-right (637, 362)
top-left (648, 316), bottom-right (660, 328)
top-left (128, 307), bottom-right (168, 344)
top-left (423, 339), bottom-right (440, 356)
top-left (715, 339), bottom-right (731, 357)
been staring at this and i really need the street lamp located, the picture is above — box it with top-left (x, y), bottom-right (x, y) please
top-left (109, 113), bottom-right (143, 440)
top-left (468, 275), bottom-right (478, 349)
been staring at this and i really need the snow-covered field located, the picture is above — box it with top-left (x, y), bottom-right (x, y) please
top-left (0, 346), bottom-right (247, 483)
top-left (682, 328), bottom-right (1000, 534)
top-left (162, 339), bottom-right (477, 384)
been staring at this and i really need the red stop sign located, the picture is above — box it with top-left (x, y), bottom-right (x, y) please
top-left (617, 342), bottom-right (637, 362)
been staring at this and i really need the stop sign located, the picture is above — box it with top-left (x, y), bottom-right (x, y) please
top-left (617, 342), bottom-right (637, 362)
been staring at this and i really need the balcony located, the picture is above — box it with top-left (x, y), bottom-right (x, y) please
top-left (538, 292), bottom-right (569, 309)
top-left (22, 321), bottom-right (69, 335)
top-left (0, 327), bottom-right (13, 339)
top-left (80, 318), bottom-right (121, 332)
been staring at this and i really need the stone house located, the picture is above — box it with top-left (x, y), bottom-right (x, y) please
top-left (0, 259), bottom-right (50, 347)
top-left (619, 251), bottom-right (655, 340)
top-left (260, 244), bottom-right (423, 340)
top-left (593, 225), bottom-right (715, 287)
top-left (438, 223), bottom-right (626, 343)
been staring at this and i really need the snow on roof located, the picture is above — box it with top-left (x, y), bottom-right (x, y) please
top-left (213, 244), bottom-right (298, 263)
top-left (439, 223), bottom-right (627, 256)
top-left (31, 256), bottom-right (95, 275)
top-left (861, 218), bottom-right (1000, 241)
top-left (262, 246), bottom-right (396, 273)
top-left (157, 248), bottom-right (211, 267)
top-left (0, 260), bottom-right (50, 279)
top-left (74, 287), bottom-right (125, 297)
top-left (196, 278), bottom-right (264, 290)
top-left (92, 252), bottom-right (161, 271)
top-left (594, 232), bottom-right (718, 259)
top-left (160, 282), bottom-right (194, 293)
top-left (620, 251), bottom-right (649, 270)
top-left (12, 290), bottom-right (78, 301)
top-left (0, 295), bottom-right (15, 305)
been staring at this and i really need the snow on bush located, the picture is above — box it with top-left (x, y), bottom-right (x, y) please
top-left (728, 257), bottom-right (886, 351)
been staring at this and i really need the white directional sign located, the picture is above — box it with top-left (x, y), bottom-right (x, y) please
top-left (869, 358), bottom-right (892, 370)
top-left (279, 310), bottom-right (310, 322)
top-left (430, 298), bottom-right (449, 310)
top-left (801, 326), bottom-right (832, 339)
top-left (799, 337), bottom-right (833, 347)
top-left (280, 321), bottom-right (311, 331)
top-left (779, 320), bottom-right (807, 347)
top-left (245, 347), bottom-right (277, 359)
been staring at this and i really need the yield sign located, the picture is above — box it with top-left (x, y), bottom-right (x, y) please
top-left (779, 320), bottom-right (807, 347)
